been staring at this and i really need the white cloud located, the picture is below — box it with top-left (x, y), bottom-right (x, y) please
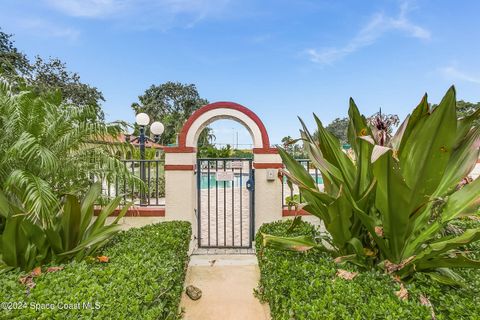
top-left (45, 0), bottom-right (231, 29)
top-left (45, 0), bottom-right (123, 18)
top-left (439, 65), bottom-right (480, 85)
top-left (12, 18), bottom-right (80, 41)
top-left (307, 1), bottom-right (430, 65)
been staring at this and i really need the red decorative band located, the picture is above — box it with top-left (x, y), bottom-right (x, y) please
top-left (253, 147), bottom-right (278, 154)
top-left (282, 208), bottom-right (311, 216)
top-left (253, 162), bottom-right (283, 169)
top-left (94, 207), bottom-right (165, 217)
top-left (163, 146), bottom-right (197, 153)
top-left (178, 102), bottom-right (272, 149)
top-left (164, 165), bottom-right (195, 171)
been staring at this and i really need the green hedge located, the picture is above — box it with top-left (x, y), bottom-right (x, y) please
top-left (0, 221), bottom-right (191, 320)
top-left (256, 220), bottom-right (480, 320)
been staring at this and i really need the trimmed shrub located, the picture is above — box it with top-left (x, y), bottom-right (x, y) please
top-left (0, 221), bottom-right (191, 319)
top-left (256, 220), bottom-right (480, 320)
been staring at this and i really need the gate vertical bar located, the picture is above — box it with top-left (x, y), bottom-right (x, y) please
top-left (215, 160), bottom-right (219, 246)
top-left (250, 160), bottom-right (255, 246)
top-left (223, 159), bottom-right (226, 246)
top-left (231, 161), bottom-right (234, 246)
top-left (207, 160), bottom-right (211, 247)
top-left (123, 161), bottom-right (127, 205)
top-left (239, 165), bottom-right (243, 247)
top-left (155, 162), bottom-right (159, 205)
top-left (131, 162), bottom-right (135, 203)
top-left (147, 161), bottom-right (151, 206)
top-left (197, 159), bottom-right (202, 247)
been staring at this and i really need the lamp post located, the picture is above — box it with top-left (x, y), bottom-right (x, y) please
top-left (126, 113), bottom-right (164, 206)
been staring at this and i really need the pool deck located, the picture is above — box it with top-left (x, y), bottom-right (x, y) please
top-left (199, 186), bottom-right (251, 247)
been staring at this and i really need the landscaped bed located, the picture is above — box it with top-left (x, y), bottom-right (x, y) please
top-left (0, 221), bottom-right (191, 320)
top-left (255, 220), bottom-right (480, 320)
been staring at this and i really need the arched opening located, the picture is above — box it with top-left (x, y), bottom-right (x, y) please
top-left (197, 119), bottom-right (254, 158)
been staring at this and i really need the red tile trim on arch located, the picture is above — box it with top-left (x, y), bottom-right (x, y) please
top-left (177, 102), bottom-right (272, 149)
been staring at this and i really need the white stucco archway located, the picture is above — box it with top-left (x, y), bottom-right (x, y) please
top-left (163, 102), bottom-right (283, 245)
top-left (174, 101), bottom-right (274, 153)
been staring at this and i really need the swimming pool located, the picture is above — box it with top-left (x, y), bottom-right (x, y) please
top-left (199, 173), bottom-right (247, 189)
top-left (198, 173), bottom-right (323, 189)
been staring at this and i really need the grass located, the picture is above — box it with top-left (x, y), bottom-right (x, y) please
top-left (255, 219), bottom-right (480, 320)
top-left (0, 221), bottom-right (191, 320)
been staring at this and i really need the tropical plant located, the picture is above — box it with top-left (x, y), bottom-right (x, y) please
top-left (45, 183), bottom-right (131, 262)
top-left (0, 191), bottom-right (50, 271)
top-left (198, 126), bottom-right (216, 147)
top-left (264, 86), bottom-right (480, 285)
top-left (367, 108), bottom-right (400, 146)
top-left (231, 148), bottom-right (253, 158)
top-left (0, 183), bottom-right (131, 271)
top-left (0, 81), bottom-right (139, 227)
top-left (198, 144), bottom-right (234, 158)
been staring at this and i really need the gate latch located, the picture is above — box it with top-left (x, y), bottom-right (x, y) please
top-left (246, 178), bottom-right (254, 191)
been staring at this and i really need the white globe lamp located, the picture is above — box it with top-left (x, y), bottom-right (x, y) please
top-left (150, 121), bottom-right (164, 135)
top-left (135, 113), bottom-right (150, 126)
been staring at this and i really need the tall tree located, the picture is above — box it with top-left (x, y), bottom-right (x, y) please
top-left (131, 82), bottom-right (208, 145)
top-left (431, 100), bottom-right (480, 127)
top-left (325, 117), bottom-right (349, 144)
top-left (0, 29), bottom-right (31, 82)
top-left (0, 29), bottom-right (104, 119)
top-left (281, 136), bottom-right (294, 153)
top-left (29, 57), bottom-right (105, 119)
top-left (456, 100), bottom-right (480, 126)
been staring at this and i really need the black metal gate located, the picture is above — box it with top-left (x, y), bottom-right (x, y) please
top-left (196, 158), bottom-right (254, 248)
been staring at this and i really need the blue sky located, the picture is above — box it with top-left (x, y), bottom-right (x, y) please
top-left (1, 0), bottom-right (480, 146)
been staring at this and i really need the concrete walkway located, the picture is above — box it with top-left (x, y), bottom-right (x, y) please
top-left (180, 254), bottom-right (271, 320)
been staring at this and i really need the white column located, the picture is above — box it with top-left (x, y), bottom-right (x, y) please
top-left (164, 152), bottom-right (197, 232)
top-left (253, 153), bottom-right (283, 232)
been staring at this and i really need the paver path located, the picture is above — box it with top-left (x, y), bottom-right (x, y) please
top-left (199, 186), bottom-right (251, 247)
top-left (180, 255), bottom-right (271, 320)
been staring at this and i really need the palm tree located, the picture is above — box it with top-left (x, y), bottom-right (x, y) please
top-left (0, 80), bottom-right (138, 227)
top-left (198, 126), bottom-right (216, 147)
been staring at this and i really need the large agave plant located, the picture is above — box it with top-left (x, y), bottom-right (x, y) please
top-left (265, 86), bottom-right (480, 285)
top-left (0, 183), bottom-right (131, 271)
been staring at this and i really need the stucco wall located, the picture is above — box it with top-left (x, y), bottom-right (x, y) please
top-left (253, 152), bottom-right (283, 232)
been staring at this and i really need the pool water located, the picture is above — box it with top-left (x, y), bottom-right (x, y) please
top-left (199, 173), bottom-right (248, 189)
top-left (198, 173), bottom-right (323, 189)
